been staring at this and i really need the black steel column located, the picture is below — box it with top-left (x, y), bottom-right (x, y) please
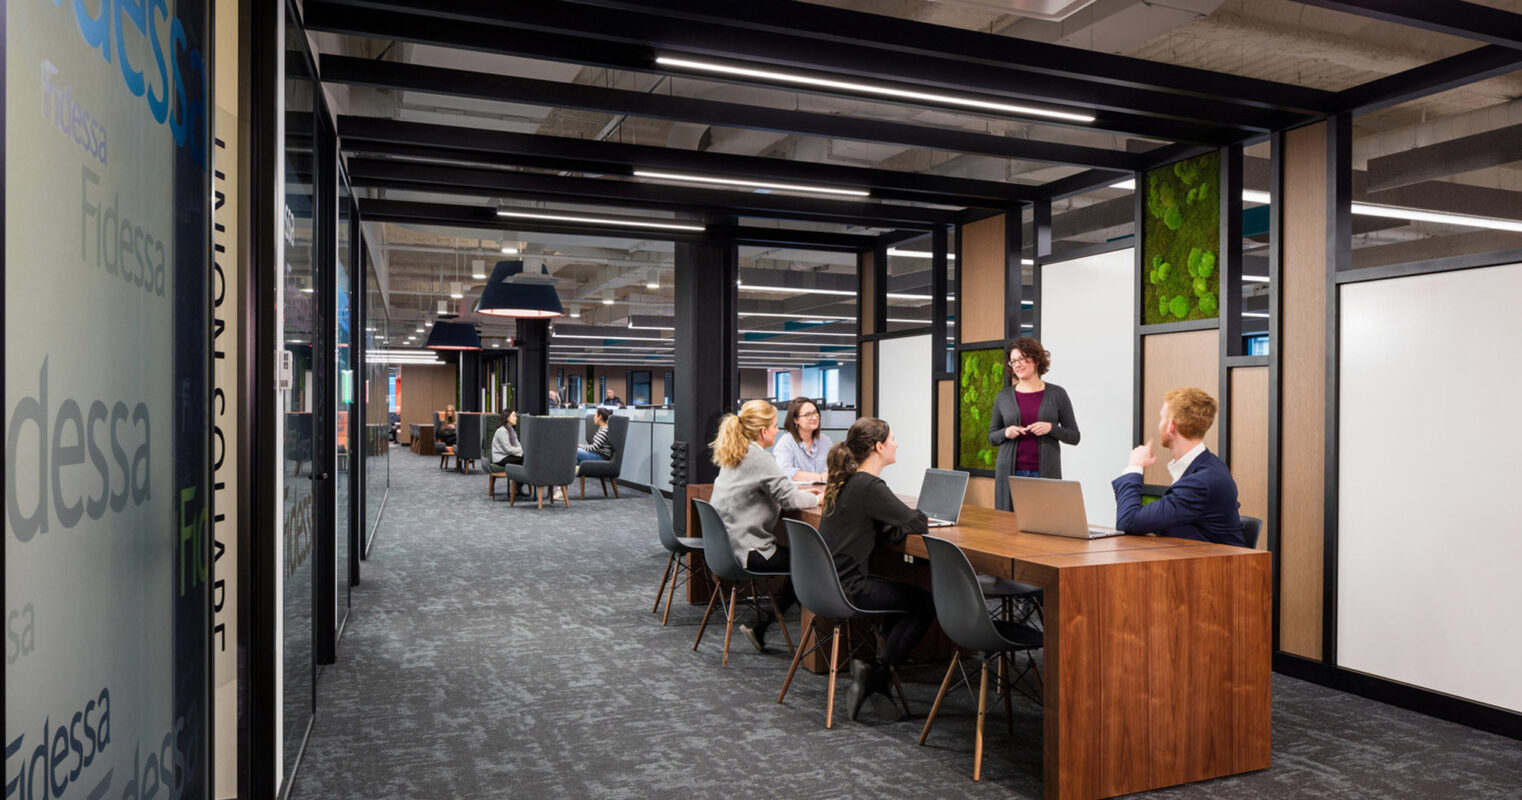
top-left (672, 238), bottom-right (738, 533)
top-left (519, 319), bottom-right (550, 416)
top-left (931, 226), bottom-right (950, 378)
top-left (459, 350), bottom-right (481, 412)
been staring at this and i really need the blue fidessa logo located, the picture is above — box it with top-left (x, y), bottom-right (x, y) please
top-left (48, 0), bottom-right (208, 169)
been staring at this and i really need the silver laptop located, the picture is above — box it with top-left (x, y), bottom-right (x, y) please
top-left (917, 469), bottom-right (970, 528)
top-left (1008, 477), bottom-right (1124, 539)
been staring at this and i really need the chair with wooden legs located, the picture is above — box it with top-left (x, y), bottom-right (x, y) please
top-left (501, 415), bottom-right (578, 510)
top-left (918, 535), bottom-right (1044, 782)
top-left (577, 415), bottom-right (629, 498)
top-left (689, 499), bottom-right (795, 667)
top-left (651, 489), bottom-right (703, 625)
top-left (776, 519), bottom-right (913, 728)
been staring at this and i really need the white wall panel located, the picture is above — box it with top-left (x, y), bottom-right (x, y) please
top-left (877, 335), bottom-right (933, 497)
top-left (1337, 263), bottom-right (1522, 713)
top-left (1040, 248), bottom-right (1137, 526)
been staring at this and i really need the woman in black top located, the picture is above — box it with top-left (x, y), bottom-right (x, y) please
top-left (818, 417), bottom-right (935, 722)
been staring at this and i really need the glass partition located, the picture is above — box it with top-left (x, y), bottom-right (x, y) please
top-left (335, 178), bottom-right (353, 632)
top-left (363, 241), bottom-right (390, 551)
top-left (5, 2), bottom-right (213, 797)
top-left (282, 1), bottom-right (317, 785)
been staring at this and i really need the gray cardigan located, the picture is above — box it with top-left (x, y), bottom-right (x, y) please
top-left (710, 442), bottom-right (819, 563)
top-left (987, 382), bottom-right (1080, 512)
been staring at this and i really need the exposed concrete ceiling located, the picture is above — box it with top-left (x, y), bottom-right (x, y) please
top-left (316, 0), bottom-right (1522, 363)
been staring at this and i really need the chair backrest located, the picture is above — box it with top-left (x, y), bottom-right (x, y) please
top-left (482, 416), bottom-right (502, 454)
top-left (923, 535), bottom-right (1026, 654)
top-left (1241, 515), bottom-right (1263, 549)
top-left (783, 519), bottom-right (861, 620)
top-left (455, 413), bottom-right (483, 460)
top-left (653, 490), bottom-right (681, 552)
top-left (517, 415), bottom-right (579, 485)
top-left (584, 412), bottom-right (599, 444)
top-left (434, 410), bottom-right (445, 429)
top-left (692, 499), bottom-right (748, 582)
top-left (602, 415), bottom-right (630, 470)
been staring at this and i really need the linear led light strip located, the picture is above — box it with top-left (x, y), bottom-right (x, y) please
top-left (495, 209), bottom-right (705, 232)
top-left (890, 248), bottom-right (1035, 267)
top-left (1118, 184), bottom-right (1522, 233)
top-left (634, 170), bottom-right (868, 198)
top-left (737, 283), bottom-right (958, 302)
top-left (656, 56), bottom-right (1095, 124)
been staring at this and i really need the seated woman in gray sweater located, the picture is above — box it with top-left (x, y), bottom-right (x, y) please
top-left (491, 409), bottom-right (524, 467)
top-left (818, 416), bottom-right (934, 723)
top-left (709, 399), bottom-right (821, 652)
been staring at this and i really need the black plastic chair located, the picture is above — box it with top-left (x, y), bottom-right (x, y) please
top-left (1242, 515), bottom-right (1263, 549)
top-left (652, 490), bottom-right (704, 626)
top-left (690, 499), bottom-right (795, 667)
top-left (776, 519), bottom-right (912, 728)
top-left (920, 535), bottom-right (1044, 782)
top-left (978, 574), bottom-right (1043, 625)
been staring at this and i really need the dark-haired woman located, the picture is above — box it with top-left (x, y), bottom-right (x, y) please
top-left (988, 337), bottom-right (1080, 512)
top-left (774, 397), bottom-right (831, 482)
top-left (818, 417), bottom-right (935, 723)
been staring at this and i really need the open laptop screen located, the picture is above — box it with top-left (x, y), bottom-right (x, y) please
top-left (916, 468), bottom-right (970, 524)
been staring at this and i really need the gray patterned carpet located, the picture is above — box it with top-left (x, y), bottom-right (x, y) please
top-left (289, 446), bottom-right (1522, 799)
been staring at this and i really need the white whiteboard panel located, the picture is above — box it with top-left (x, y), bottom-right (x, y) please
top-left (877, 334), bottom-right (933, 498)
top-left (1337, 263), bottom-right (1522, 713)
top-left (1040, 248), bottom-right (1136, 526)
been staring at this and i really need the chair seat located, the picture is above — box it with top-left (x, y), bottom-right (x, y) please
top-left (992, 619), bottom-right (1044, 649)
top-left (577, 460), bottom-right (619, 478)
top-left (978, 574), bottom-right (1043, 598)
top-left (487, 464), bottom-right (506, 476)
top-left (674, 536), bottom-right (703, 551)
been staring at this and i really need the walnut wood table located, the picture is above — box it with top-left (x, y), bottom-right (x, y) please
top-left (682, 485), bottom-right (1271, 800)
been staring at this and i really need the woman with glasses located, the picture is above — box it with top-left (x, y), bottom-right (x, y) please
top-left (988, 337), bottom-right (1081, 512)
top-left (774, 397), bottom-right (831, 483)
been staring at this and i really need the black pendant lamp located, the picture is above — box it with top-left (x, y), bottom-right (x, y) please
top-left (424, 320), bottom-right (483, 350)
top-left (475, 260), bottom-right (564, 318)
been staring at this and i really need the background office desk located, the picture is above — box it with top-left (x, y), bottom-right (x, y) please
top-left (683, 486), bottom-right (1271, 800)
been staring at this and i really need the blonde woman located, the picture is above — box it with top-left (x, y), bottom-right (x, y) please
top-left (709, 399), bottom-right (820, 652)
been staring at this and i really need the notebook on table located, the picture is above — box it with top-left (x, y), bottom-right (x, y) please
top-left (916, 468), bottom-right (970, 528)
top-left (1007, 477), bottom-right (1124, 539)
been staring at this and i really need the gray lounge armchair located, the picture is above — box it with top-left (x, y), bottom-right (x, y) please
top-left (502, 415), bottom-right (578, 509)
top-left (577, 414), bottom-right (629, 498)
top-left (452, 413), bottom-right (482, 474)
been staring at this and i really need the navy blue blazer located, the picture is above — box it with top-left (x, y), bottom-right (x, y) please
top-left (1112, 448), bottom-right (1245, 547)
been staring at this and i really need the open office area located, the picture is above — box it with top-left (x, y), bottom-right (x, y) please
top-left (6, 1), bottom-right (1522, 799)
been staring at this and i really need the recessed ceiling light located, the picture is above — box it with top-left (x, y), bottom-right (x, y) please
top-left (633, 170), bottom-right (869, 198)
top-left (495, 208), bottom-right (705, 232)
top-left (602, 297), bottom-right (615, 305)
top-left (655, 55), bottom-right (1096, 124)
top-left (501, 245), bottom-right (519, 255)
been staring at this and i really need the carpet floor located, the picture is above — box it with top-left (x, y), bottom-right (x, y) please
top-left (288, 447), bottom-right (1522, 799)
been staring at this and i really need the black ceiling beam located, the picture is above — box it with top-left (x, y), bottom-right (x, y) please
top-left (1331, 45), bottom-right (1522, 114)
top-left (1288, 0), bottom-right (1522, 51)
top-left (567, 0), bottom-right (1337, 115)
top-left (337, 116), bottom-right (1040, 205)
top-left (357, 199), bottom-right (876, 252)
top-left (305, 1), bottom-right (1284, 143)
top-left (345, 158), bottom-right (958, 228)
top-left (321, 54), bottom-right (1138, 172)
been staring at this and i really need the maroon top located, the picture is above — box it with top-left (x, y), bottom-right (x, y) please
top-left (1014, 389), bottom-right (1045, 472)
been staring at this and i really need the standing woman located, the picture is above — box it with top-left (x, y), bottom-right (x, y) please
top-left (709, 400), bottom-right (821, 652)
top-left (818, 417), bottom-right (935, 722)
top-left (774, 397), bottom-right (832, 482)
top-left (988, 337), bottom-right (1080, 512)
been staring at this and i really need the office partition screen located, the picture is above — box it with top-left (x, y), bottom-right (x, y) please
top-left (1337, 263), bottom-right (1522, 713)
top-left (877, 335), bottom-right (933, 498)
top-left (4, 2), bottom-right (213, 798)
top-left (1040, 248), bottom-right (1137, 527)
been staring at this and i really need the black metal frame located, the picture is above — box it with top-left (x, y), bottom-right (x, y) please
top-left (243, 0), bottom-right (280, 795)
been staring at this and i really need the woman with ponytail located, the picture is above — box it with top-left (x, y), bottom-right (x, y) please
top-left (819, 417), bottom-right (934, 723)
top-left (709, 400), bottom-right (821, 653)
